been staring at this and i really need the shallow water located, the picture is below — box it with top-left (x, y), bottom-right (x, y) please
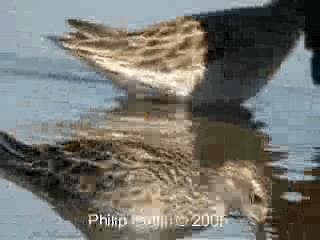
top-left (1, 0), bottom-right (320, 239)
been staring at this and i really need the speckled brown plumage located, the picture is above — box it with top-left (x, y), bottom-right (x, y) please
top-left (0, 113), bottom-right (270, 239)
top-left (49, 0), bottom-right (304, 105)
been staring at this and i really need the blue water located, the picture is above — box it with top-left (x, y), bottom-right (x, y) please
top-left (1, 0), bottom-right (319, 239)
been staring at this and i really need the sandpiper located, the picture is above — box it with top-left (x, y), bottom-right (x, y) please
top-left (0, 112), bottom-right (271, 239)
top-left (50, 0), bottom-right (304, 107)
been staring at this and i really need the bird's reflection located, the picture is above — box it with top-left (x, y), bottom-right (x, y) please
top-left (4, 95), bottom-right (319, 240)
top-left (0, 98), bottom-right (274, 240)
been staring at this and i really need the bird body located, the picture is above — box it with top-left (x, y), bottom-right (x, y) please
top-left (51, 0), bottom-right (304, 106)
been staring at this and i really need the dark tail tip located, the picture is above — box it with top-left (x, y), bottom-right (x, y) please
top-left (67, 18), bottom-right (92, 30)
top-left (67, 18), bottom-right (81, 27)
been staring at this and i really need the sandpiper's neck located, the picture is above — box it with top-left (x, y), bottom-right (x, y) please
top-left (269, 0), bottom-right (305, 30)
top-left (270, 0), bottom-right (304, 12)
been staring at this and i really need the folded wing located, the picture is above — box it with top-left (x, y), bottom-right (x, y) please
top-left (49, 18), bottom-right (208, 98)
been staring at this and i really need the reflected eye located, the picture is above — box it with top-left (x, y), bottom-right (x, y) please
top-left (251, 194), bottom-right (263, 204)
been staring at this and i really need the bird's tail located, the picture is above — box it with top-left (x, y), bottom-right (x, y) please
top-left (47, 18), bottom-right (132, 52)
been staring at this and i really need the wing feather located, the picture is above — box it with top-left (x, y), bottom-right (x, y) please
top-left (48, 17), bottom-right (207, 97)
